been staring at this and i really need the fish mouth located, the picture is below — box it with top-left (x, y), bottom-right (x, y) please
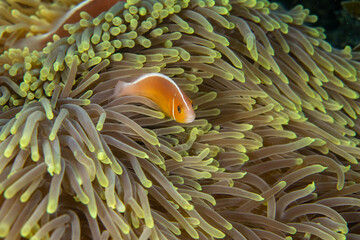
top-left (182, 114), bottom-right (196, 123)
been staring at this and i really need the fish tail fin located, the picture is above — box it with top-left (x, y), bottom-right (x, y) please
top-left (112, 80), bottom-right (129, 98)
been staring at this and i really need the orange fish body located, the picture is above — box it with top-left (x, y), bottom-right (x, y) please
top-left (113, 73), bottom-right (195, 123)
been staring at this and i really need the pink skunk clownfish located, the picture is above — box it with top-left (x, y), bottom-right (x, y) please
top-left (112, 73), bottom-right (196, 123)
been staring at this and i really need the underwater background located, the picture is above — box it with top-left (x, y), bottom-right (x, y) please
top-left (275, 0), bottom-right (360, 48)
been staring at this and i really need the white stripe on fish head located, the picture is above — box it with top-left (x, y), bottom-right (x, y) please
top-left (172, 94), bottom-right (176, 120)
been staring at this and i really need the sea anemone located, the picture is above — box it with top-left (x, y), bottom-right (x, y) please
top-left (0, 0), bottom-right (359, 239)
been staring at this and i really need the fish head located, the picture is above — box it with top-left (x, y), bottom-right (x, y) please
top-left (171, 91), bottom-right (196, 123)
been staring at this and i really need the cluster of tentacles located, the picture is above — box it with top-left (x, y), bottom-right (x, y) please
top-left (0, 0), bottom-right (359, 239)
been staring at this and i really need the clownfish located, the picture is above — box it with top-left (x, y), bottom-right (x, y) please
top-left (113, 73), bottom-right (196, 123)
top-left (14, 0), bottom-right (124, 50)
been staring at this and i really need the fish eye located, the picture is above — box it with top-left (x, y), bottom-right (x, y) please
top-left (177, 106), bottom-right (181, 113)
